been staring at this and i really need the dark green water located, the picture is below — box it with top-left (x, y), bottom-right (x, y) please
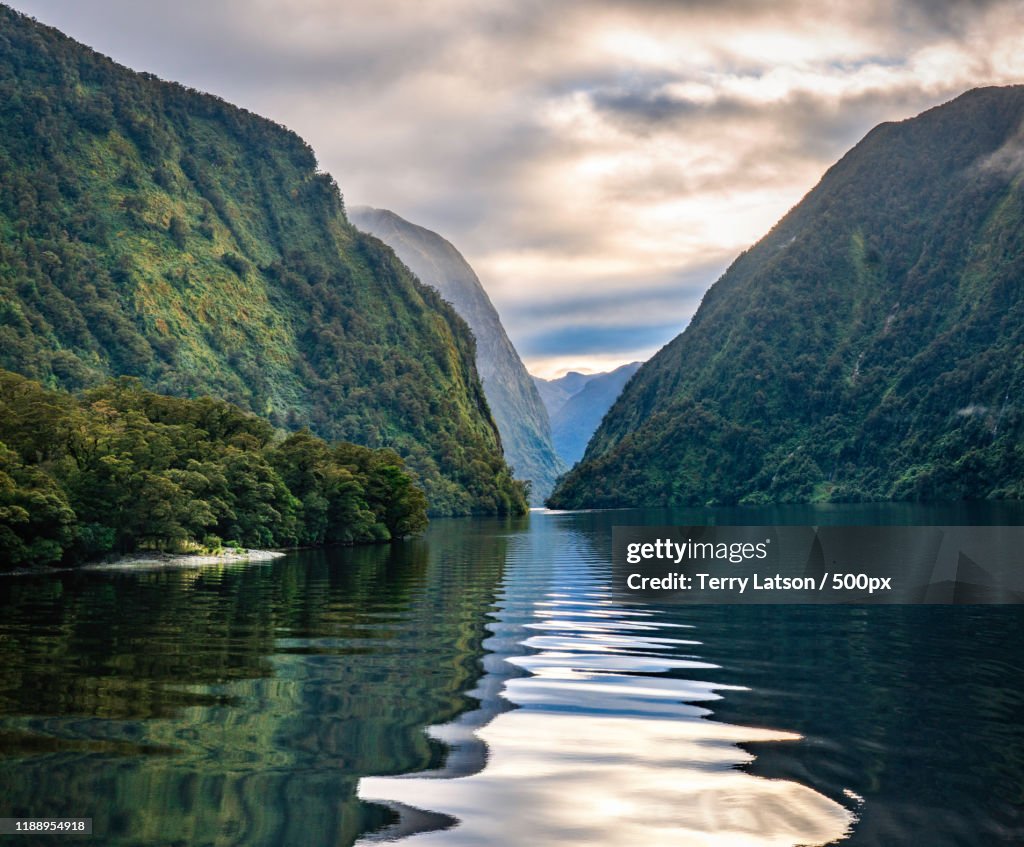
top-left (0, 505), bottom-right (1022, 845)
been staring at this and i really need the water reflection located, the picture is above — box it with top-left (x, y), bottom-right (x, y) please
top-left (358, 515), bottom-right (853, 846)
top-left (0, 530), bottom-right (514, 846)
top-left (2, 507), bottom-right (1022, 845)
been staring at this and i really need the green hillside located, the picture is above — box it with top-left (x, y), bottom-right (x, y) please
top-left (350, 206), bottom-right (565, 503)
top-left (550, 86), bottom-right (1024, 508)
top-left (0, 5), bottom-right (526, 516)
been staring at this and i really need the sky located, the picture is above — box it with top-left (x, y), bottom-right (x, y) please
top-left (10, 1), bottom-right (1024, 377)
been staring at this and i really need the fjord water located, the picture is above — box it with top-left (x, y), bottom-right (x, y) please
top-left (1, 507), bottom-right (1022, 845)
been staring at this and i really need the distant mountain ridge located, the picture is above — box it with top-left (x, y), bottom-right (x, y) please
top-left (533, 363), bottom-right (641, 466)
top-left (533, 371), bottom-right (595, 416)
top-left (350, 206), bottom-right (564, 503)
top-left (0, 5), bottom-right (526, 516)
top-left (550, 86), bottom-right (1024, 508)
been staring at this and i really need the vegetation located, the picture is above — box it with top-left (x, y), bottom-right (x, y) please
top-left (0, 369), bottom-right (430, 569)
top-left (0, 6), bottom-right (527, 517)
top-left (350, 207), bottom-right (565, 504)
top-left (550, 86), bottom-right (1024, 508)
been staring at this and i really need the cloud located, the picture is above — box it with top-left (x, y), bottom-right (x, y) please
top-left (977, 126), bottom-right (1024, 175)
top-left (11, 0), bottom-right (1024, 376)
top-left (521, 321), bottom-right (685, 358)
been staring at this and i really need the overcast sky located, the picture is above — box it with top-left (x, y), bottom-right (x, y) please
top-left (11, 1), bottom-right (1024, 376)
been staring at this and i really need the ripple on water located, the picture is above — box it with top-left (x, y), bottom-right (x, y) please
top-left (358, 559), bottom-right (854, 846)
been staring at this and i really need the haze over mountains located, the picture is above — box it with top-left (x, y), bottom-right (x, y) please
top-left (550, 86), bottom-right (1024, 508)
top-left (0, 5), bottom-right (526, 516)
top-left (533, 363), bottom-right (641, 467)
top-left (349, 206), bottom-right (564, 503)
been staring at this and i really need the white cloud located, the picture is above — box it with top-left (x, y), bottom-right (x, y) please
top-left (10, 0), bottom-right (1024, 376)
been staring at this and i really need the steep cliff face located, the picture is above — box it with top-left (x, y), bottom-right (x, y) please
top-left (550, 86), bottom-right (1024, 508)
top-left (0, 5), bottom-right (526, 515)
top-left (350, 206), bottom-right (564, 503)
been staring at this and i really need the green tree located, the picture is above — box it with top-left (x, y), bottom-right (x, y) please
top-left (0, 442), bottom-right (76, 567)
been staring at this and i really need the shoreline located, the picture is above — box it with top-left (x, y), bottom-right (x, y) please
top-left (82, 548), bottom-right (286, 572)
top-left (2, 548), bottom-right (286, 577)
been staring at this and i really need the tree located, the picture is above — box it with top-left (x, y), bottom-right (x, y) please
top-left (0, 442), bottom-right (76, 567)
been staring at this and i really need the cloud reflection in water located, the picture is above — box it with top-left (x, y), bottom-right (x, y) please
top-left (358, 554), bottom-right (853, 846)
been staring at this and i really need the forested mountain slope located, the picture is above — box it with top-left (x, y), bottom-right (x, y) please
top-left (350, 206), bottom-right (564, 502)
top-left (0, 5), bottom-right (525, 516)
top-left (550, 86), bottom-right (1024, 508)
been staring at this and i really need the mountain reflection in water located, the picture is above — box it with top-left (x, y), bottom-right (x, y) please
top-left (3, 504), bottom-right (1021, 845)
top-left (358, 515), bottom-right (853, 846)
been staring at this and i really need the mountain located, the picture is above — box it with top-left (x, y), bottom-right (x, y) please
top-left (550, 86), bottom-right (1024, 508)
top-left (533, 363), bottom-right (642, 466)
top-left (349, 206), bottom-right (564, 503)
top-left (533, 370), bottom-right (596, 416)
top-left (0, 5), bottom-right (526, 516)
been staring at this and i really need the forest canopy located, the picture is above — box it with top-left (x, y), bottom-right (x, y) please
top-left (0, 370), bottom-right (430, 569)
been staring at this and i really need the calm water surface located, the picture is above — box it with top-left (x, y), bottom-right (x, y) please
top-left (0, 505), bottom-right (1022, 845)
